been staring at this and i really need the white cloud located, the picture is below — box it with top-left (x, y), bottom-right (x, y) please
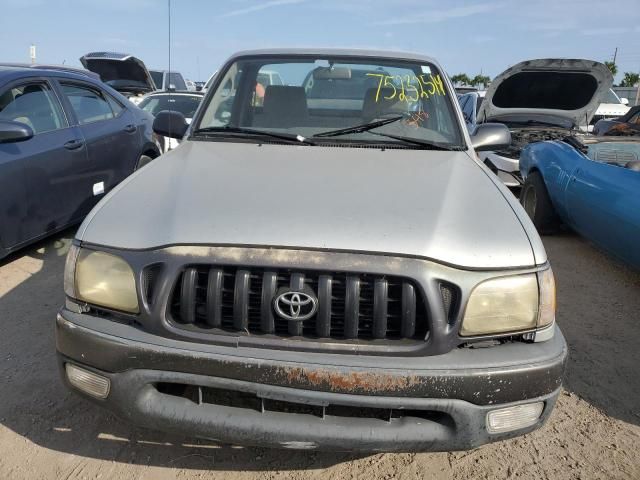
top-left (220, 0), bottom-right (307, 18)
top-left (371, 3), bottom-right (502, 26)
top-left (583, 27), bottom-right (630, 36)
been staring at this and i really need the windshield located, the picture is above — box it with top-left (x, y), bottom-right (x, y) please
top-left (196, 56), bottom-right (463, 148)
top-left (138, 94), bottom-right (203, 119)
top-left (603, 88), bottom-right (622, 104)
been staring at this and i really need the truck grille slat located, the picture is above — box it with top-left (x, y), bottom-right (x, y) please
top-left (344, 276), bottom-right (360, 339)
top-left (205, 268), bottom-right (224, 327)
top-left (260, 271), bottom-right (277, 334)
top-left (316, 275), bottom-right (332, 338)
top-left (372, 278), bottom-right (388, 339)
top-left (180, 268), bottom-right (198, 324)
top-left (170, 266), bottom-right (429, 344)
top-left (233, 270), bottom-right (250, 330)
top-left (401, 283), bottom-right (417, 338)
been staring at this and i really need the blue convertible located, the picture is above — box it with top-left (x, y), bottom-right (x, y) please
top-left (520, 136), bottom-right (640, 269)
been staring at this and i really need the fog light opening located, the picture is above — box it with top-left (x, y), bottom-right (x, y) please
top-left (65, 364), bottom-right (110, 399)
top-left (486, 402), bottom-right (544, 434)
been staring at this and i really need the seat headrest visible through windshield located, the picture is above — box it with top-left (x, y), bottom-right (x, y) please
top-left (262, 86), bottom-right (308, 127)
top-left (362, 87), bottom-right (403, 122)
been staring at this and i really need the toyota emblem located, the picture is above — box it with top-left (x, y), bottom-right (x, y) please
top-left (274, 289), bottom-right (318, 321)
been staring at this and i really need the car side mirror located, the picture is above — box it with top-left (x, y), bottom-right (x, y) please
top-left (153, 110), bottom-right (189, 139)
top-left (620, 97), bottom-right (629, 106)
top-left (0, 120), bottom-right (34, 144)
top-left (470, 123), bottom-right (511, 151)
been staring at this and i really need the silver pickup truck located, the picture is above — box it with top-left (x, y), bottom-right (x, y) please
top-left (57, 48), bottom-right (567, 452)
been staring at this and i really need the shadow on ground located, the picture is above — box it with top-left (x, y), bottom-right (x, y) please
top-left (0, 229), bottom-right (638, 471)
top-left (0, 232), bottom-right (364, 470)
top-left (544, 230), bottom-right (640, 427)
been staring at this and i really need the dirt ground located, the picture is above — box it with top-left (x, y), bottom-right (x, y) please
top-left (0, 229), bottom-right (638, 479)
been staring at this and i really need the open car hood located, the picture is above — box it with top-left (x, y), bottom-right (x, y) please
top-left (80, 52), bottom-right (155, 95)
top-left (478, 58), bottom-right (613, 127)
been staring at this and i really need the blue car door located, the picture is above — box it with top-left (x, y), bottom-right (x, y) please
top-left (57, 81), bottom-right (140, 218)
top-left (565, 157), bottom-right (640, 267)
top-left (0, 79), bottom-right (87, 249)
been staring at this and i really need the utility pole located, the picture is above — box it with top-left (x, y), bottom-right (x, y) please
top-left (635, 64), bottom-right (640, 106)
top-left (613, 47), bottom-right (617, 64)
top-left (30, 44), bottom-right (36, 64)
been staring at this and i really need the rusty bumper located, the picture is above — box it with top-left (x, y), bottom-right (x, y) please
top-left (56, 309), bottom-right (567, 451)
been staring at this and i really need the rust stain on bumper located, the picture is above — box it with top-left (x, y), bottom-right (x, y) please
top-left (282, 366), bottom-right (421, 393)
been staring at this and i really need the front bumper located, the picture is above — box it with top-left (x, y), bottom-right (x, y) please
top-left (56, 310), bottom-right (567, 452)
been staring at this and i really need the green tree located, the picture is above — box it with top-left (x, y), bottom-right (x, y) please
top-left (620, 72), bottom-right (640, 87)
top-left (451, 73), bottom-right (471, 86)
top-left (470, 74), bottom-right (491, 88)
top-left (605, 61), bottom-right (618, 77)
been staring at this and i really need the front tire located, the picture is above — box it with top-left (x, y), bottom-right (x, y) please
top-left (521, 171), bottom-right (559, 234)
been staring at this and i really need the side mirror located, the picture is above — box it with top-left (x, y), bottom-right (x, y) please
top-left (470, 123), bottom-right (511, 151)
top-left (153, 110), bottom-right (189, 139)
top-left (621, 97), bottom-right (629, 106)
top-left (0, 120), bottom-right (34, 144)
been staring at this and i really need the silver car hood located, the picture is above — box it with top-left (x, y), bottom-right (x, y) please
top-left (78, 142), bottom-right (538, 269)
top-left (478, 58), bottom-right (613, 127)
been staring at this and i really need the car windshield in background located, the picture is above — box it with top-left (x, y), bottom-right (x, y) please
top-left (603, 88), bottom-right (623, 104)
top-left (138, 94), bottom-right (202, 119)
top-left (150, 71), bottom-right (163, 89)
top-left (196, 56), bottom-right (464, 148)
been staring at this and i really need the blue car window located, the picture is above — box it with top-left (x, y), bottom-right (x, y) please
top-left (0, 82), bottom-right (66, 134)
top-left (106, 95), bottom-right (125, 117)
top-left (61, 84), bottom-right (115, 125)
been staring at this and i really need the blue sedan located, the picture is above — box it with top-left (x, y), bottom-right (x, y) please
top-left (0, 64), bottom-right (161, 260)
top-left (519, 137), bottom-right (640, 269)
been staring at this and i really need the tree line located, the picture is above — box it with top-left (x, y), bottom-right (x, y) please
top-left (604, 61), bottom-right (639, 87)
top-left (451, 63), bottom-right (639, 90)
top-left (450, 73), bottom-right (491, 88)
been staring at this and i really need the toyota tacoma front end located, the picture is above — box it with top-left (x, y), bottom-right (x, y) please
top-left (56, 49), bottom-right (567, 452)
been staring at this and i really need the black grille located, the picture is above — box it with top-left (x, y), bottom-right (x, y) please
top-left (169, 266), bottom-right (429, 342)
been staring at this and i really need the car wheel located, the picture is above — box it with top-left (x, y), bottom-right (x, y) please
top-left (521, 171), bottom-right (559, 234)
top-left (136, 154), bottom-right (154, 170)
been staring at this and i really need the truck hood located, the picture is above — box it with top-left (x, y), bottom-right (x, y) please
top-left (80, 52), bottom-right (155, 95)
top-left (78, 142), bottom-right (538, 269)
top-left (478, 58), bottom-right (613, 127)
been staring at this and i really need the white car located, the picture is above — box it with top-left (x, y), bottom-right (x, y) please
top-left (588, 88), bottom-right (630, 130)
top-left (461, 58), bottom-right (612, 191)
top-left (137, 91), bottom-right (204, 151)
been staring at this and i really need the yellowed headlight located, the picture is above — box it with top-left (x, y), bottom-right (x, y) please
top-left (461, 274), bottom-right (539, 336)
top-left (536, 268), bottom-right (556, 328)
top-left (75, 250), bottom-right (139, 313)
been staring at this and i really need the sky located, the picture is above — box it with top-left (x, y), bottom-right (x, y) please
top-left (1, 0), bottom-right (639, 83)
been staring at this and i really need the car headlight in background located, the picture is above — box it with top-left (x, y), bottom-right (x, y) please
top-left (460, 268), bottom-right (555, 337)
top-left (64, 246), bottom-right (139, 313)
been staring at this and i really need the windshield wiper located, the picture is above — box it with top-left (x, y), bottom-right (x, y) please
top-left (193, 126), bottom-right (315, 145)
top-left (368, 131), bottom-right (462, 151)
top-left (313, 115), bottom-right (404, 138)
